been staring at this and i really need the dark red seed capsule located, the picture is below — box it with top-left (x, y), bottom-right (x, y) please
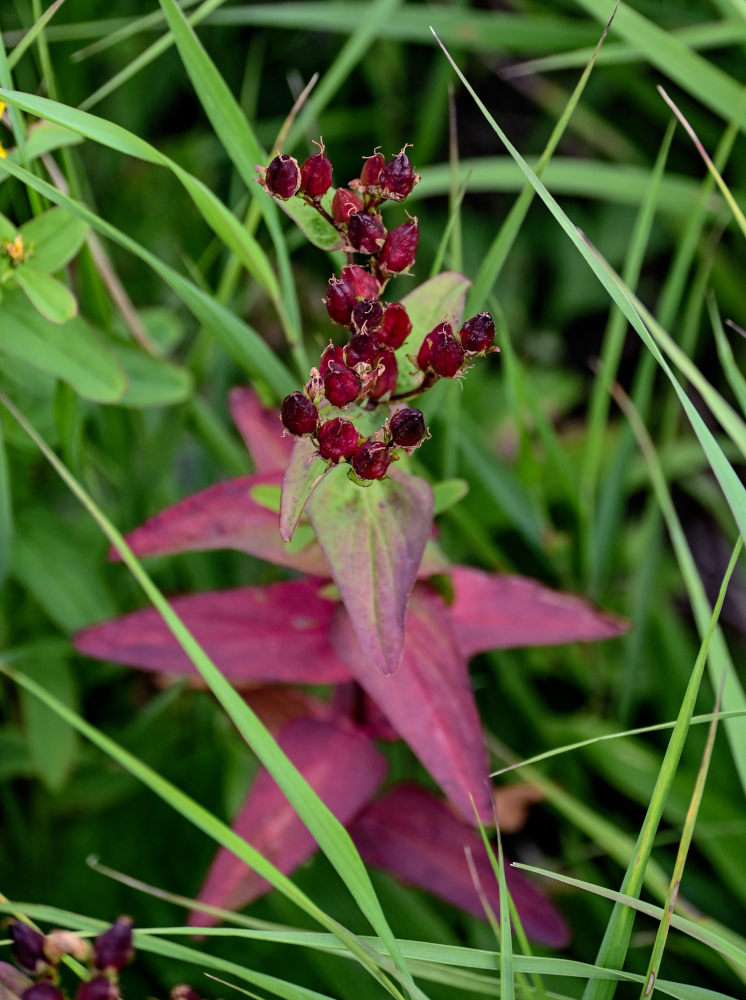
top-left (347, 212), bottom-right (386, 254)
top-left (379, 302), bottom-right (412, 349)
top-left (345, 333), bottom-right (382, 367)
top-left (351, 297), bottom-right (383, 334)
top-left (379, 148), bottom-right (420, 201)
top-left (93, 917), bottom-right (133, 972)
top-left (324, 361), bottom-right (361, 407)
top-left (341, 264), bottom-right (380, 300)
top-left (417, 322), bottom-right (464, 378)
top-left (10, 923), bottom-right (46, 974)
top-left (378, 218), bottom-right (418, 275)
top-left (21, 984), bottom-right (65, 1000)
top-left (319, 343), bottom-right (346, 377)
top-left (264, 153), bottom-right (301, 200)
top-left (389, 407), bottom-right (426, 448)
top-left (361, 151), bottom-right (385, 187)
top-left (369, 348), bottom-right (398, 400)
top-left (281, 392), bottom-right (318, 436)
top-left (299, 148), bottom-right (333, 198)
top-left (351, 440), bottom-right (392, 480)
top-left (76, 977), bottom-right (120, 1000)
top-left (324, 275), bottom-right (357, 326)
top-left (459, 312), bottom-right (496, 353)
top-left (332, 188), bottom-right (364, 223)
top-left (317, 418), bottom-right (360, 461)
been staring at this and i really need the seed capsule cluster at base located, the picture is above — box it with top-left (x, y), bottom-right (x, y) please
top-left (262, 141), bottom-right (496, 482)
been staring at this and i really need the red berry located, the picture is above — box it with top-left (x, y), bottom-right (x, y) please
top-left (361, 151), bottom-right (385, 188)
top-left (389, 407), bottom-right (426, 448)
top-left (21, 985), bottom-right (64, 1000)
top-left (317, 418), bottom-right (360, 461)
top-left (351, 440), bottom-right (392, 480)
top-left (281, 392), bottom-right (318, 436)
top-left (345, 333), bottom-right (382, 367)
top-left (369, 347), bottom-right (398, 400)
top-left (76, 978), bottom-right (120, 1000)
top-left (341, 264), bottom-right (380, 300)
top-left (93, 917), bottom-right (133, 972)
top-left (347, 212), bottom-right (386, 254)
top-left (379, 302), bottom-right (412, 349)
top-left (378, 217), bottom-right (418, 275)
top-left (324, 361), bottom-right (361, 407)
top-left (10, 923), bottom-right (46, 974)
top-left (319, 343), bottom-right (346, 376)
top-left (299, 146), bottom-right (333, 198)
top-left (351, 297), bottom-right (383, 334)
top-left (459, 312), bottom-right (495, 353)
top-left (379, 148), bottom-right (419, 201)
top-left (324, 274), bottom-right (357, 326)
top-left (264, 154), bottom-right (301, 199)
top-left (332, 188), bottom-right (363, 223)
top-left (417, 322), bottom-right (464, 377)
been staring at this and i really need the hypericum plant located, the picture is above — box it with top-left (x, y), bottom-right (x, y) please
top-left (75, 143), bottom-right (624, 945)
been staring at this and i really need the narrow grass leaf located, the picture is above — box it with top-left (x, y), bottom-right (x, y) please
top-left (0, 418), bottom-right (12, 588)
top-left (7, 0), bottom-right (67, 71)
top-left (642, 673), bottom-right (728, 998)
top-left (708, 295), bottom-right (746, 415)
top-left (0, 394), bottom-right (419, 1000)
top-left (17, 653), bottom-right (78, 792)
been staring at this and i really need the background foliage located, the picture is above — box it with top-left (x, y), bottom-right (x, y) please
top-left (2, 1), bottom-right (746, 998)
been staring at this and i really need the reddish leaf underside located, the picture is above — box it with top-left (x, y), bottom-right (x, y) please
top-left (114, 472), bottom-right (328, 576)
top-left (448, 566), bottom-right (627, 659)
top-left (308, 468), bottom-right (434, 674)
top-left (190, 716), bottom-right (387, 926)
top-left (349, 783), bottom-right (570, 948)
top-left (280, 437), bottom-right (330, 542)
top-left (74, 581), bottom-right (351, 684)
top-left (331, 586), bottom-right (493, 824)
top-left (229, 386), bottom-right (293, 474)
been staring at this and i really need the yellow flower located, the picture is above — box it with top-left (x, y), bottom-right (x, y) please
top-left (0, 100), bottom-right (7, 158)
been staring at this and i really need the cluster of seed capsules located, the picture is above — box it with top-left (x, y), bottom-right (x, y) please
top-left (2, 919), bottom-right (207, 1000)
top-left (260, 142), bottom-right (496, 482)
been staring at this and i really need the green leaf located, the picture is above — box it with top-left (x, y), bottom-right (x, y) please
top-left (23, 120), bottom-right (84, 160)
top-left (307, 467), bottom-right (434, 675)
top-left (0, 287), bottom-right (126, 402)
top-left (395, 271), bottom-right (470, 395)
top-left (279, 437), bottom-right (330, 542)
top-left (108, 341), bottom-right (193, 408)
top-left (0, 416), bottom-right (11, 589)
top-left (20, 206), bottom-right (88, 272)
top-left (280, 190), bottom-right (344, 252)
top-left (12, 264), bottom-right (78, 323)
top-left (17, 654), bottom-right (79, 792)
top-left (432, 477), bottom-right (468, 515)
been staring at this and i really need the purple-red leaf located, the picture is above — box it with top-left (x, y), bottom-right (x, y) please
top-left (331, 586), bottom-right (492, 824)
top-left (115, 472), bottom-right (328, 576)
top-left (75, 581), bottom-right (351, 684)
top-left (229, 386), bottom-right (293, 473)
top-left (308, 468), bottom-right (434, 675)
top-left (448, 566), bottom-right (626, 659)
top-left (280, 437), bottom-right (330, 543)
top-left (190, 716), bottom-right (387, 926)
top-left (349, 784), bottom-right (570, 948)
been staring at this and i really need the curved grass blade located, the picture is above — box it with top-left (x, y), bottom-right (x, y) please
top-left (7, 0), bottom-right (67, 72)
top-left (0, 89), bottom-right (282, 308)
top-left (0, 418), bottom-right (12, 589)
top-left (0, 392), bottom-right (420, 1000)
top-left (0, 157), bottom-right (295, 398)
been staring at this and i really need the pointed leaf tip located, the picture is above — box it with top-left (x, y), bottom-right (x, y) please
top-left (448, 566), bottom-right (627, 659)
top-left (308, 469), bottom-right (434, 674)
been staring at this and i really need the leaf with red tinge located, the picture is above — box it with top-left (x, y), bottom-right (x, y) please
top-left (229, 386), bottom-right (293, 474)
top-left (448, 566), bottom-right (627, 659)
top-left (114, 472), bottom-right (328, 576)
top-left (190, 716), bottom-right (387, 926)
top-left (308, 468), bottom-right (433, 675)
top-left (244, 686), bottom-right (330, 735)
top-left (280, 437), bottom-right (330, 542)
top-left (331, 586), bottom-right (492, 824)
top-left (75, 581), bottom-right (351, 684)
top-left (349, 784), bottom-right (570, 948)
